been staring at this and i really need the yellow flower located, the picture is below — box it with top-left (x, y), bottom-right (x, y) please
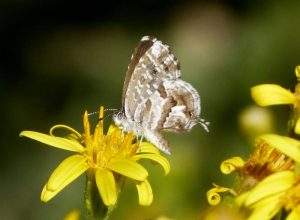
top-left (20, 106), bottom-right (170, 206)
top-left (236, 171), bottom-right (295, 220)
top-left (233, 134), bottom-right (300, 220)
top-left (206, 136), bottom-right (295, 210)
top-left (206, 66), bottom-right (300, 219)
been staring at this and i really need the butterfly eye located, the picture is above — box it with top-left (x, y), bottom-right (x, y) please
top-left (117, 112), bottom-right (123, 120)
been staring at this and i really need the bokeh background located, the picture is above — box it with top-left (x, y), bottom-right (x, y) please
top-left (1, 0), bottom-right (300, 219)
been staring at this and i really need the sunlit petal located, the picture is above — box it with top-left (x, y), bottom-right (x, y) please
top-left (50, 125), bottom-right (82, 141)
top-left (206, 184), bottom-right (231, 206)
top-left (220, 157), bottom-right (244, 174)
top-left (83, 111), bottom-right (90, 138)
top-left (41, 155), bottom-right (89, 202)
top-left (133, 153), bottom-right (170, 175)
top-left (287, 209), bottom-right (300, 220)
top-left (235, 191), bottom-right (250, 206)
top-left (95, 169), bottom-right (117, 206)
top-left (244, 171), bottom-right (294, 207)
top-left (136, 179), bottom-right (153, 206)
top-left (259, 134), bottom-right (300, 163)
top-left (139, 142), bottom-right (160, 154)
top-left (47, 155), bottom-right (89, 191)
top-left (107, 124), bottom-right (119, 136)
top-left (247, 194), bottom-right (281, 220)
top-left (106, 159), bottom-right (148, 181)
top-left (20, 131), bottom-right (84, 152)
top-left (251, 84), bottom-right (295, 106)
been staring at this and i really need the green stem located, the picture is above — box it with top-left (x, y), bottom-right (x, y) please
top-left (85, 170), bottom-right (108, 220)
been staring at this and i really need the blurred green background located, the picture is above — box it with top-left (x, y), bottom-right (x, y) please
top-left (1, 0), bottom-right (300, 219)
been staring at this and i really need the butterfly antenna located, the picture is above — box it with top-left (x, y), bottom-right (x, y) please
top-left (87, 108), bottom-right (118, 121)
top-left (105, 108), bottom-right (118, 112)
top-left (98, 108), bottom-right (119, 121)
top-left (88, 111), bottom-right (99, 117)
top-left (101, 108), bottom-right (119, 121)
top-left (198, 118), bottom-right (210, 132)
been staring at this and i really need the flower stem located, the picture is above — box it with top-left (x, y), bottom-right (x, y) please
top-left (85, 170), bottom-right (108, 220)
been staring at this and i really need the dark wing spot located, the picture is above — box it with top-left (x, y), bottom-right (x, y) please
top-left (148, 64), bottom-right (158, 75)
top-left (157, 84), bottom-right (168, 99)
top-left (145, 99), bottom-right (152, 112)
top-left (151, 67), bottom-right (158, 75)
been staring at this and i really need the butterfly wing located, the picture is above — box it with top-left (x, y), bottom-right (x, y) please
top-left (123, 36), bottom-right (181, 120)
top-left (135, 78), bottom-right (201, 154)
top-left (121, 36), bottom-right (203, 154)
top-left (121, 36), bottom-right (155, 107)
top-left (160, 79), bottom-right (201, 132)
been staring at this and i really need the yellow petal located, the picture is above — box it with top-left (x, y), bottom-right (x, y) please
top-left (220, 157), bottom-right (244, 174)
top-left (107, 124), bottom-right (119, 136)
top-left (235, 191), bottom-right (250, 206)
top-left (106, 159), bottom-right (148, 181)
top-left (206, 184), bottom-right (231, 206)
top-left (133, 153), bottom-right (170, 175)
top-left (63, 209), bottom-right (80, 220)
top-left (47, 155), bottom-right (89, 192)
top-left (83, 111), bottom-right (90, 138)
top-left (41, 182), bottom-right (67, 202)
top-left (251, 84), bottom-right (295, 106)
top-left (20, 131), bottom-right (84, 152)
top-left (41, 155), bottom-right (89, 202)
top-left (139, 142), bottom-right (160, 154)
top-left (295, 65), bottom-right (300, 79)
top-left (206, 189), bottom-right (222, 206)
top-left (95, 169), bottom-right (117, 206)
top-left (247, 194), bottom-right (281, 220)
top-left (259, 134), bottom-right (300, 163)
top-left (50, 125), bottom-right (82, 141)
top-left (244, 171), bottom-right (294, 207)
top-left (136, 179), bottom-right (153, 206)
top-left (287, 209), bottom-right (300, 220)
top-left (295, 118), bottom-right (300, 135)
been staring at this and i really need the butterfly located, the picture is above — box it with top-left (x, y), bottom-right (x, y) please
top-left (113, 36), bottom-right (209, 154)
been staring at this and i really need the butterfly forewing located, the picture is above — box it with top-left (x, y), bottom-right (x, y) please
top-left (121, 37), bottom-right (155, 107)
top-left (124, 37), bottom-right (181, 118)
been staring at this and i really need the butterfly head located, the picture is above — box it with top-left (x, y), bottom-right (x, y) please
top-left (112, 109), bottom-right (126, 128)
top-left (188, 112), bottom-right (210, 132)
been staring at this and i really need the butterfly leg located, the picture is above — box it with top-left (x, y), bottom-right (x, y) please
top-left (144, 130), bottom-right (171, 155)
top-left (136, 135), bottom-right (144, 153)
